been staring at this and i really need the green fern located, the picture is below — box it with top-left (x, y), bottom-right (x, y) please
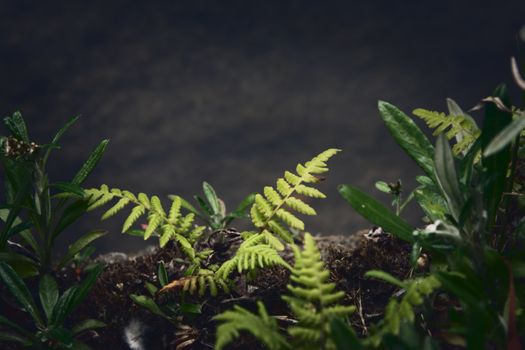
top-left (365, 271), bottom-right (441, 347)
top-left (283, 233), bottom-right (355, 350)
top-left (215, 233), bottom-right (292, 280)
top-left (413, 108), bottom-right (480, 155)
top-left (158, 268), bottom-right (230, 297)
top-left (214, 301), bottom-right (289, 350)
top-left (214, 233), bottom-right (354, 350)
top-left (250, 148), bottom-right (340, 244)
top-left (85, 186), bottom-right (204, 260)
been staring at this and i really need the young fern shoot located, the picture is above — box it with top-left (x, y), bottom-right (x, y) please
top-left (283, 233), bottom-right (355, 350)
top-left (85, 187), bottom-right (204, 261)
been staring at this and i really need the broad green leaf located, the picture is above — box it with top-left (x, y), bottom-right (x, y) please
top-left (480, 85), bottom-right (513, 229)
top-left (71, 139), bottom-right (109, 185)
top-left (71, 319), bottom-right (105, 335)
top-left (378, 101), bottom-right (435, 178)
top-left (39, 274), bottom-right (59, 322)
top-left (483, 114), bottom-right (525, 157)
top-left (434, 135), bottom-right (463, 221)
top-left (130, 294), bottom-right (166, 318)
top-left (365, 270), bottom-right (406, 288)
top-left (0, 252), bottom-right (38, 278)
top-left (338, 185), bottom-right (414, 242)
top-left (50, 288), bottom-right (77, 326)
top-left (413, 187), bottom-right (447, 222)
top-left (157, 262), bottom-right (168, 287)
top-left (58, 230), bottom-right (107, 268)
top-left (0, 262), bottom-right (43, 327)
top-left (330, 317), bottom-right (363, 350)
top-left (202, 182), bottom-right (220, 214)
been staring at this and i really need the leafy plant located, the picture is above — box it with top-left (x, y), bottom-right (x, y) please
top-left (339, 79), bottom-right (525, 348)
top-left (173, 181), bottom-right (256, 230)
top-left (0, 112), bottom-right (108, 275)
top-left (129, 261), bottom-right (205, 325)
top-left (214, 233), bottom-right (355, 350)
top-left (216, 149), bottom-right (340, 280)
top-left (85, 187), bottom-right (205, 259)
top-left (0, 261), bottom-right (104, 349)
top-left (413, 99), bottom-right (480, 156)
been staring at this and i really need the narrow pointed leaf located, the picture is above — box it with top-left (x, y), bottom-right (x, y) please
top-left (71, 139), bottom-right (109, 185)
top-left (338, 185), bottom-right (414, 242)
top-left (39, 274), bottom-right (59, 322)
top-left (0, 262), bottom-right (43, 326)
top-left (434, 135), bottom-right (463, 221)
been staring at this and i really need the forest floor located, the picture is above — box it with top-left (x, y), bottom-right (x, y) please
top-left (59, 230), bottom-right (414, 349)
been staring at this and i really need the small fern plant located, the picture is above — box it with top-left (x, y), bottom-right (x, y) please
top-left (364, 271), bottom-right (441, 347)
top-left (214, 233), bottom-right (355, 350)
top-left (412, 98), bottom-right (480, 156)
top-left (216, 149), bottom-right (340, 280)
top-left (85, 187), bottom-right (205, 262)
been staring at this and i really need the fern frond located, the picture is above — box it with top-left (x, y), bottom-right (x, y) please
top-left (365, 273), bottom-right (441, 346)
top-left (158, 269), bottom-right (229, 297)
top-left (413, 108), bottom-right (480, 155)
top-left (245, 149), bottom-right (340, 247)
top-left (215, 243), bottom-right (291, 280)
top-left (283, 233), bottom-right (355, 350)
top-left (214, 301), bottom-right (289, 350)
top-left (85, 186), bottom-right (204, 261)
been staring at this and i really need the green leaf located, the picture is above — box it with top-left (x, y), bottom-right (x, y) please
top-left (71, 139), bottom-right (109, 185)
top-left (58, 230), bottom-right (107, 268)
top-left (480, 85), bottom-right (513, 229)
top-left (130, 294), bottom-right (166, 318)
top-left (330, 317), bottom-right (363, 350)
top-left (0, 262), bottom-right (43, 326)
top-left (71, 319), bottom-right (105, 335)
top-left (158, 262), bottom-right (168, 287)
top-left (50, 181), bottom-right (85, 197)
top-left (378, 101), bottom-right (435, 178)
top-left (434, 135), bottom-right (463, 221)
top-left (365, 270), bottom-right (406, 288)
top-left (180, 302), bottom-right (202, 315)
top-left (39, 275), bottom-right (59, 322)
top-left (338, 185), bottom-right (414, 242)
top-left (203, 181), bottom-right (220, 215)
top-left (483, 114), bottom-right (525, 157)
top-left (0, 252), bottom-right (39, 278)
top-left (375, 181), bottom-right (391, 193)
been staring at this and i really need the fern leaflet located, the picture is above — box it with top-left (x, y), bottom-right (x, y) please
top-left (413, 108), bottom-right (480, 155)
top-left (85, 187), bottom-right (204, 261)
top-left (214, 301), bottom-right (289, 350)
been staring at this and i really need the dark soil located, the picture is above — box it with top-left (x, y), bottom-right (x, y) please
top-left (1, 230), bottom-right (414, 349)
top-left (73, 230), bottom-right (412, 349)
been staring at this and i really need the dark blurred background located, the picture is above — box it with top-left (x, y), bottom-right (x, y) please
top-left (1, 1), bottom-right (524, 254)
